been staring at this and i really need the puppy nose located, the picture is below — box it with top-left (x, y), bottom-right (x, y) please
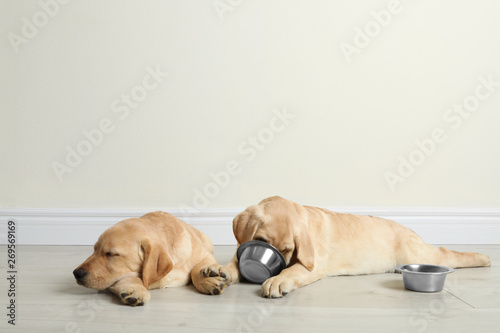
top-left (73, 268), bottom-right (87, 281)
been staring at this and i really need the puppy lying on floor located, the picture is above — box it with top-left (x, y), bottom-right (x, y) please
top-left (73, 211), bottom-right (223, 306)
top-left (198, 196), bottom-right (491, 298)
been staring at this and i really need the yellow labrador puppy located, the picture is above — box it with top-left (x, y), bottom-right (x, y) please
top-left (199, 196), bottom-right (491, 298)
top-left (73, 211), bottom-right (225, 306)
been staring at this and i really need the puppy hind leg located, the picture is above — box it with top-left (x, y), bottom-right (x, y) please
top-left (399, 240), bottom-right (491, 269)
top-left (397, 226), bottom-right (491, 269)
top-left (436, 247), bottom-right (491, 268)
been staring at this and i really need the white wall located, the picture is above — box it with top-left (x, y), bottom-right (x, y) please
top-left (1, 0), bottom-right (500, 214)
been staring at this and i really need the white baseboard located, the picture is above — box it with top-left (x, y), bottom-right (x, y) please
top-left (1, 208), bottom-right (499, 245)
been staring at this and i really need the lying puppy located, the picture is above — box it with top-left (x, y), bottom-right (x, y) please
top-left (73, 211), bottom-right (224, 306)
top-left (198, 196), bottom-right (491, 298)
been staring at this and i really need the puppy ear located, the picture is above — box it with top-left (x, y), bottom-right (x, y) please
top-left (140, 240), bottom-right (173, 289)
top-left (294, 231), bottom-right (315, 271)
top-left (233, 210), bottom-right (262, 245)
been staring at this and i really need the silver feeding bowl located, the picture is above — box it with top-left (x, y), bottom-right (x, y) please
top-left (237, 240), bottom-right (287, 284)
top-left (396, 264), bottom-right (454, 292)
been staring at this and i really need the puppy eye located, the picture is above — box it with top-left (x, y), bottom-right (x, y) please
top-left (105, 252), bottom-right (119, 257)
top-left (255, 237), bottom-right (267, 243)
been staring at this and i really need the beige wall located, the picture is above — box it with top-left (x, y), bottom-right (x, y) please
top-left (1, 0), bottom-right (500, 210)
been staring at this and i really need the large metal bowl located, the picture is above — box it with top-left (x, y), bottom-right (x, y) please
top-left (396, 264), bottom-right (454, 292)
top-left (237, 241), bottom-right (287, 284)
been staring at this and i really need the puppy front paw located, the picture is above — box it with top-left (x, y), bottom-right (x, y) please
top-left (118, 286), bottom-right (151, 306)
top-left (262, 276), bottom-right (294, 298)
top-left (196, 264), bottom-right (231, 295)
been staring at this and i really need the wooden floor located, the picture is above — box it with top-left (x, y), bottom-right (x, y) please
top-left (1, 245), bottom-right (499, 332)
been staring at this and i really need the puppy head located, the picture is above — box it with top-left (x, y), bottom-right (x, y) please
top-left (73, 218), bottom-right (172, 290)
top-left (233, 197), bottom-right (315, 271)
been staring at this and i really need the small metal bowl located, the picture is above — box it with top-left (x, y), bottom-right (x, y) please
top-left (396, 264), bottom-right (454, 292)
top-left (237, 241), bottom-right (287, 284)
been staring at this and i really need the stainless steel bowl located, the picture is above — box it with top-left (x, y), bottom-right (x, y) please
top-left (396, 264), bottom-right (454, 292)
top-left (237, 241), bottom-right (287, 284)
